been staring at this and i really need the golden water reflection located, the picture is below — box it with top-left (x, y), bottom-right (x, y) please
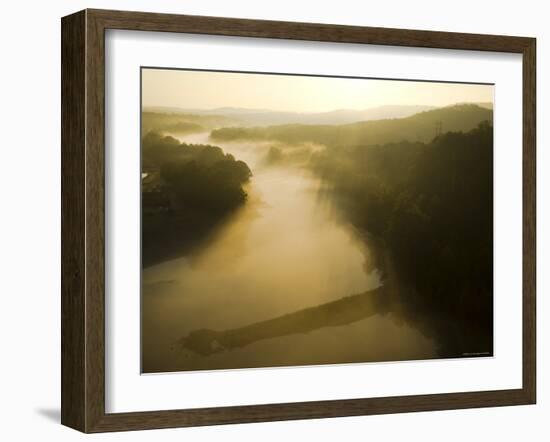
top-left (141, 134), bottom-right (436, 373)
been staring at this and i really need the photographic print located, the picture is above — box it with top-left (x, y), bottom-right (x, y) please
top-left (141, 68), bottom-right (494, 374)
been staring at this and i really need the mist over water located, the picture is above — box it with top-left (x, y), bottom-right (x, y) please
top-left (142, 133), bottom-right (435, 373)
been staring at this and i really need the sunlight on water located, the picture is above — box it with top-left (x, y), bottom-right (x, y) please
top-left (142, 132), bottom-right (435, 373)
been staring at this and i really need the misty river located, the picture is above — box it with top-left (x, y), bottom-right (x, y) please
top-left (141, 133), bottom-right (436, 373)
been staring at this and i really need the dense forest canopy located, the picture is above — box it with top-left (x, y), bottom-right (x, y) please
top-left (141, 132), bottom-right (252, 266)
top-left (309, 121), bottom-right (493, 356)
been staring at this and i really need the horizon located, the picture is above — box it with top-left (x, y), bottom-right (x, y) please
top-left (142, 102), bottom-right (492, 115)
top-left (142, 68), bottom-right (494, 114)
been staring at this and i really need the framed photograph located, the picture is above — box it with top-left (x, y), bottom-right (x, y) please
top-left (61, 9), bottom-right (536, 432)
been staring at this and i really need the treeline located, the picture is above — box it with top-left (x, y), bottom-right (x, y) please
top-left (142, 111), bottom-right (237, 135)
top-left (143, 131), bottom-right (251, 209)
top-left (311, 122), bottom-right (494, 357)
top-left (142, 132), bottom-right (251, 266)
top-left (211, 104), bottom-right (493, 147)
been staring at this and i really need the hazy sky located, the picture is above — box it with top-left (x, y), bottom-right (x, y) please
top-left (142, 68), bottom-right (493, 113)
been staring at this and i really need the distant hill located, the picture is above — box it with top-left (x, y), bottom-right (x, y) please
top-left (455, 101), bottom-right (493, 110)
top-left (148, 105), bottom-right (436, 126)
top-left (210, 104), bottom-right (493, 147)
top-left (142, 111), bottom-right (239, 134)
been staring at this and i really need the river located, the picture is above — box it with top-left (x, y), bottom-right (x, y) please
top-left (142, 133), bottom-right (435, 373)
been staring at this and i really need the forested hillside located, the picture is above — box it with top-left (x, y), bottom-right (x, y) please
top-left (211, 104), bottom-right (492, 147)
top-left (142, 111), bottom-right (238, 135)
top-left (310, 122), bottom-right (494, 356)
top-left (141, 132), bottom-right (252, 266)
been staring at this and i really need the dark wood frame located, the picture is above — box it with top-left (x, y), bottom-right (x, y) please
top-left (61, 8), bottom-right (536, 433)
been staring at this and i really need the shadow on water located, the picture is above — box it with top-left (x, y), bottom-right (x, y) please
top-left (142, 206), bottom-right (244, 268)
top-left (179, 287), bottom-right (390, 356)
top-left (178, 271), bottom-right (492, 362)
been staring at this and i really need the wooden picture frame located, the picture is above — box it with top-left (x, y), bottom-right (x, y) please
top-left (61, 8), bottom-right (536, 433)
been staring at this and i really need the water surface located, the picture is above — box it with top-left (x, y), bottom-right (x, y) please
top-left (142, 133), bottom-right (435, 373)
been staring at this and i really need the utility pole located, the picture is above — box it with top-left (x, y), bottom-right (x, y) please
top-left (435, 120), bottom-right (442, 137)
